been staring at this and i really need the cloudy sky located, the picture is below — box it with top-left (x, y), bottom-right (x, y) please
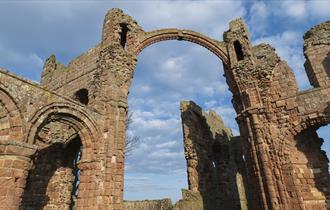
top-left (0, 0), bottom-right (329, 203)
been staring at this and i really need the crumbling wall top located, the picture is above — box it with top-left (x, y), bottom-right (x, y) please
top-left (304, 21), bottom-right (330, 47)
top-left (180, 100), bottom-right (232, 140)
top-left (102, 8), bottom-right (144, 49)
top-left (223, 18), bottom-right (251, 42)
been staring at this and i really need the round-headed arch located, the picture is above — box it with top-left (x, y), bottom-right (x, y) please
top-left (0, 87), bottom-right (24, 141)
top-left (134, 29), bottom-right (229, 65)
top-left (27, 102), bottom-right (99, 160)
top-left (279, 114), bottom-right (329, 162)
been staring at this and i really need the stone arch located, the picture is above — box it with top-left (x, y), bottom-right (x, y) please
top-left (26, 102), bottom-right (99, 159)
top-left (22, 102), bottom-right (100, 209)
top-left (125, 31), bottom-right (238, 207)
top-left (134, 29), bottom-right (229, 65)
top-left (279, 115), bottom-right (327, 159)
top-left (0, 87), bottom-right (24, 141)
top-left (278, 114), bottom-right (330, 209)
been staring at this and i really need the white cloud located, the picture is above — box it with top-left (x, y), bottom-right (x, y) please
top-left (204, 100), bottom-right (217, 109)
top-left (125, 1), bottom-right (245, 39)
top-left (201, 86), bottom-right (216, 97)
top-left (132, 110), bottom-right (155, 120)
top-left (213, 105), bottom-right (237, 126)
top-left (270, 0), bottom-right (330, 22)
top-left (158, 56), bottom-right (186, 82)
top-left (155, 141), bottom-right (177, 149)
top-left (248, 1), bottom-right (269, 35)
top-left (281, 0), bottom-right (307, 20)
top-left (132, 117), bottom-right (180, 133)
top-left (0, 41), bottom-right (43, 80)
top-left (134, 41), bottom-right (228, 104)
top-left (307, 1), bottom-right (330, 19)
top-left (148, 149), bottom-right (183, 159)
top-left (133, 84), bottom-right (152, 95)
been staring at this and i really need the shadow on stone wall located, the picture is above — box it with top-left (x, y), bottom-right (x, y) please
top-left (325, 101), bottom-right (330, 115)
top-left (294, 128), bottom-right (330, 209)
top-left (180, 101), bottom-right (247, 210)
top-left (292, 102), bottom-right (330, 209)
top-left (20, 138), bottom-right (81, 209)
top-left (322, 52), bottom-right (330, 79)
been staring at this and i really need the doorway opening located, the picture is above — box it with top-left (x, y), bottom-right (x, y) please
top-left (21, 137), bottom-right (82, 209)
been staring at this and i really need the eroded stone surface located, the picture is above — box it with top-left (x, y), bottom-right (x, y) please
top-left (123, 199), bottom-right (172, 210)
top-left (180, 101), bottom-right (247, 210)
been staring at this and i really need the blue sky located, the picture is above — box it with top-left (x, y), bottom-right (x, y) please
top-left (0, 0), bottom-right (329, 203)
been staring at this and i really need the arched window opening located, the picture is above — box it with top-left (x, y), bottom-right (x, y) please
top-left (234, 40), bottom-right (244, 61)
top-left (119, 23), bottom-right (129, 49)
top-left (21, 137), bottom-right (82, 209)
top-left (74, 89), bottom-right (89, 105)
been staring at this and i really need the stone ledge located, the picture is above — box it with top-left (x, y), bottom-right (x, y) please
top-left (0, 140), bottom-right (37, 157)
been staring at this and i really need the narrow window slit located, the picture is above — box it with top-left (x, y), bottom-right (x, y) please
top-left (234, 40), bottom-right (244, 61)
top-left (120, 23), bottom-right (129, 49)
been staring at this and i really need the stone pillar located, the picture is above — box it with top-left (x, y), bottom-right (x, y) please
top-left (238, 111), bottom-right (286, 210)
top-left (0, 140), bottom-right (36, 210)
top-left (110, 105), bottom-right (126, 210)
top-left (97, 23), bottom-right (138, 208)
top-left (95, 101), bottom-right (127, 210)
top-left (76, 160), bottom-right (102, 210)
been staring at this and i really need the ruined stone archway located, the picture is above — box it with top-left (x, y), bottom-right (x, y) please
top-left (0, 7), bottom-right (328, 210)
top-left (101, 8), bottom-right (229, 67)
top-left (134, 29), bottom-right (229, 65)
top-left (0, 87), bottom-right (24, 141)
top-left (0, 87), bottom-right (30, 210)
top-left (280, 112), bottom-right (330, 160)
top-left (100, 9), bottom-right (248, 209)
top-left (21, 103), bottom-right (101, 209)
top-left (26, 102), bottom-right (98, 153)
top-left (123, 25), bottom-right (244, 209)
top-left (277, 113), bottom-right (330, 210)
